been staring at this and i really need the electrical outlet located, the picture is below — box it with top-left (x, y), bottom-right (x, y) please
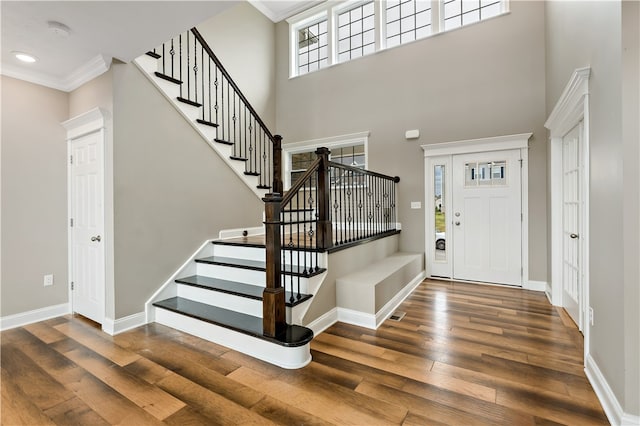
top-left (589, 307), bottom-right (594, 326)
top-left (44, 274), bottom-right (54, 287)
top-left (411, 201), bottom-right (421, 209)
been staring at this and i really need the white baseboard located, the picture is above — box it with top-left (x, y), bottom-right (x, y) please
top-left (0, 303), bottom-right (70, 331)
top-left (374, 271), bottom-right (426, 327)
top-left (102, 311), bottom-right (146, 336)
top-left (306, 271), bottom-right (426, 333)
top-left (524, 280), bottom-right (547, 292)
top-left (585, 354), bottom-right (640, 426)
top-left (306, 307), bottom-right (338, 336)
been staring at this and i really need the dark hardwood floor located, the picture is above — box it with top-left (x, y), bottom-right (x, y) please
top-left (1, 279), bottom-right (608, 425)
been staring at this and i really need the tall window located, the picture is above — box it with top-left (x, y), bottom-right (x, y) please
top-left (337, 2), bottom-right (376, 63)
top-left (298, 19), bottom-right (328, 75)
top-left (385, 0), bottom-right (432, 48)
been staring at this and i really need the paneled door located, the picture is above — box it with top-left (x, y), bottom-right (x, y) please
top-left (561, 123), bottom-right (583, 329)
top-left (70, 130), bottom-right (105, 324)
top-left (452, 149), bottom-right (523, 286)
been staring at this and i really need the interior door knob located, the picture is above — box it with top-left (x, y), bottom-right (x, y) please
top-left (455, 221), bottom-right (461, 226)
top-left (570, 233), bottom-right (579, 239)
top-left (91, 235), bottom-right (102, 242)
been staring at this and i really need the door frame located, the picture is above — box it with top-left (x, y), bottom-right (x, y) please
top-left (62, 107), bottom-right (110, 328)
top-left (545, 67), bottom-right (591, 362)
top-left (422, 133), bottom-right (532, 287)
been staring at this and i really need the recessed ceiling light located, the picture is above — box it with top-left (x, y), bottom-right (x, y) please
top-left (12, 51), bottom-right (38, 63)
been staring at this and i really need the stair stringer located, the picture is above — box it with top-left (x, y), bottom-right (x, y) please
top-left (134, 54), bottom-right (269, 201)
top-left (144, 238), bottom-right (214, 323)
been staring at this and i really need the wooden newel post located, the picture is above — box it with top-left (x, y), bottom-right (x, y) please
top-left (272, 135), bottom-right (283, 195)
top-left (315, 147), bottom-right (333, 250)
top-left (262, 193), bottom-right (285, 338)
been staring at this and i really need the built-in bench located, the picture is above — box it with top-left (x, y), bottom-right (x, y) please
top-left (336, 252), bottom-right (424, 329)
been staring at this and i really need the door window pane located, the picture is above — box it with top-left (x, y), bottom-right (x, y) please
top-left (434, 165), bottom-right (446, 261)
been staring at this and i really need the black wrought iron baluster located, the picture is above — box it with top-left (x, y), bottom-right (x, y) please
top-left (201, 45), bottom-right (205, 120)
top-left (170, 39), bottom-right (175, 80)
top-left (244, 106), bottom-right (248, 170)
top-left (314, 169), bottom-right (319, 271)
top-left (214, 65), bottom-right (218, 126)
top-left (186, 31), bottom-right (190, 100)
top-left (162, 42), bottom-right (166, 74)
top-left (179, 34), bottom-right (183, 98)
top-left (193, 37), bottom-right (198, 103)
top-left (289, 200), bottom-right (295, 304)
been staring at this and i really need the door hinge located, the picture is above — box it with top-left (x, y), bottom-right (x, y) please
top-left (519, 158), bottom-right (523, 168)
top-left (521, 213), bottom-right (523, 221)
top-left (70, 155), bottom-right (73, 165)
top-left (70, 218), bottom-right (74, 227)
top-left (71, 282), bottom-right (74, 290)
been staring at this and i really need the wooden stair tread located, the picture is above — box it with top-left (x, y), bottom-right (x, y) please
top-left (177, 97), bottom-right (202, 107)
top-left (196, 119), bottom-right (218, 128)
top-left (154, 72), bottom-right (182, 85)
top-left (195, 256), bottom-right (326, 277)
top-left (175, 275), bottom-right (312, 307)
top-left (153, 297), bottom-right (313, 347)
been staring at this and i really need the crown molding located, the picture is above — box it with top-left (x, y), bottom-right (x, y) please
top-left (249, 0), bottom-right (325, 23)
top-left (0, 54), bottom-right (111, 92)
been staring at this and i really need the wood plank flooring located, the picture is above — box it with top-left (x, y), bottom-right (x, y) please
top-left (1, 280), bottom-right (609, 425)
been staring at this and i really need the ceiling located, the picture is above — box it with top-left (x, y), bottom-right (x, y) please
top-left (1, 1), bottom-right (320, 92)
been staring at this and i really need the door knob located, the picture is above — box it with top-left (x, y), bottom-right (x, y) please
top-left (455, 221), bottom-right (461, 226)
top-left (91, 235), bottom-right (102, 242)
top-left (570, 233), bottom-right (579, 239)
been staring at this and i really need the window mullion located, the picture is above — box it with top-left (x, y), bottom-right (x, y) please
top-left (376, 0), bottom-right (384, 50)
top-left (432, 0), bottom-right (442, 34)
top-left (327, 11), bottom-right (335, 66)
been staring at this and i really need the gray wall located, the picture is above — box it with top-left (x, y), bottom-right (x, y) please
top-left (198, 2), bottom-right (277, 129)
top-left (545, 0), bottom-right (638, 416)
top-left (622, 0), bottom-right (640, 416)
top-left (1, 76), bottom-right (69, 316)
top-left (274, 1), bottom-right (548, 281)
top-left (111, 62), bottom-right (263, 318)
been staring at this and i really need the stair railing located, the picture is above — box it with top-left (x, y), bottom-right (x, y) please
top-left (263, 147), bottom-right (400, 338)
top-left (151, 28), bottom-right (283, 192)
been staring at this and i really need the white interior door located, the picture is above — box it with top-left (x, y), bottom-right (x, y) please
top-left (70, 131), bottom-right (105, 324)
top-left (561, 123), bottom-right (583, 329)
top-left (452, 150), bottom-right (522, 286)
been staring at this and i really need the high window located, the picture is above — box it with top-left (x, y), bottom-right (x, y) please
top-left (288, 0), bottom-right (508, 78)
top-left (385, 0), bottom-right (432, 48)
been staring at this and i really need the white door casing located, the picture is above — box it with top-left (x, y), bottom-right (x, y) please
top-left (545, 67), bottom-right (591, 362)
top-left (452, 149), bottom-right (523, 286)
top-left (561, 123), bottom-right (583, 329)
top-left (62, 108), bottom-right (108, 325)
top-left (422, 133), bottom-right (531, 286)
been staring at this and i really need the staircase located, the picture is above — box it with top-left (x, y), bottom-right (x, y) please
top-left (147, 233), bottom-right (324, 369)
top-left (134, 28), bottom-right (281, 199)
top-left (136, 27), bottom-right (403, 369)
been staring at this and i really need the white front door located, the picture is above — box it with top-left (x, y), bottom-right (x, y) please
top-left (561, 123), bottom-right (583, 329)
top-left (70, 131), bottom-right (105, 324)
top-left (452, 150), bottom-right (522, 286)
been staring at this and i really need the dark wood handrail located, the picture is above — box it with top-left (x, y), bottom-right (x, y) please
top-left (190, 27), bottom-right (275, 143)
top-left (328, 161), bottom-right (400, 183)
top-left (281, 157), bottom-right (322, 205)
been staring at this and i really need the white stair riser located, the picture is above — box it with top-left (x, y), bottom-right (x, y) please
top-left (212, 244), bottom-right (316, 266)
top-left (154, 308), bottom-right (311, 369)
top-left (196, 263), bottom-right (310, 293)
top-left (177, 284), bottom-right (262, 317)
top-left (197, 263), bottom-right (264, 286)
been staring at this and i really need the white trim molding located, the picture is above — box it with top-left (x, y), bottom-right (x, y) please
top-left (544, 67), bottom-right (591, 363)
top-left (422, 132), bottom-right (532, 157)
top-left (102, 312), bottom-right (146, 336)
top-left (586, 355), bottom-right (640, 426)
top-left (523, 280), bottom-right (547, 292)
top-left (0, 303), bottom-right (70, 331)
